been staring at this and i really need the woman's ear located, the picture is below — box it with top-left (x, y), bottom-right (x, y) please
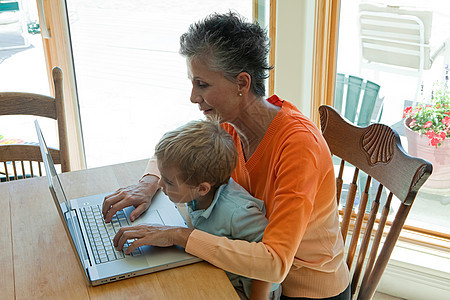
top-left (197, 182), bottom-right (212, 196)
top-left (236, 72), bottom-right (251, 95)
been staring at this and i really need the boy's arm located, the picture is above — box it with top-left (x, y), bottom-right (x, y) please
top-left (250, 280), bottom-right (273, 300)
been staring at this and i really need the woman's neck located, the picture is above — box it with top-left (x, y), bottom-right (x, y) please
top-left (229, 96), bottom-right (280, 160)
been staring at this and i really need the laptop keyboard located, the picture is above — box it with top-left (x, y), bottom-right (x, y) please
top-left (80, 205), bottom-right (142, 264)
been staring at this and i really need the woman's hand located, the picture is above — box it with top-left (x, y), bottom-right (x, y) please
top-left (102, 175), bottom-right (159, 223)
top-left (113, 224), bottom-right (194, 254)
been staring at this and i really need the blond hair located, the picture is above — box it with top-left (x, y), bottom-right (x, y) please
top-left (155, 119), bottom-right (237, 187)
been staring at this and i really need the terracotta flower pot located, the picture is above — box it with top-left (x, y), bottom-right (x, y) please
top-left (404, 118), bottom-right (450, 192)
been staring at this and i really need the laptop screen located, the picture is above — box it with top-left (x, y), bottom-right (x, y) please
top-left (35, 120), bottom-right (90, 279)
top-left (35, 120), bottom-right (70, 214)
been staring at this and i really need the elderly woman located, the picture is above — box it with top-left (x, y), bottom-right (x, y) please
top-left (103, 12), bottom-right (350, 300)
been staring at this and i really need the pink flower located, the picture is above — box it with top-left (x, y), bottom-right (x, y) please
top-left (429, 137), bottom-right (440, 147)
top-left (409, 119), bottom-right (417, 127)
top-left (403, 106), bottom-right (412, 118)
top-left (426, 130), bottom-right (435, 138)
top-left (442, 116), bottom-right (450, 126)
top-left (423, 121), bottom-right (432, 129)
top-left (438, 131), bottom-right (447, 140)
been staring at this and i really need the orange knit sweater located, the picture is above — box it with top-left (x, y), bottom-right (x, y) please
top-left (185, 96), bottom-right (349, 298)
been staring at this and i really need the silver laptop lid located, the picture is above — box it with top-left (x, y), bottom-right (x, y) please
top-left (35, 120), bottom-right (90, 281)
top-left (35, 120), bottom-right (70, 211)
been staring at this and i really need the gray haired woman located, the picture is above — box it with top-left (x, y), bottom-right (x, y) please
top-left (103, 12), bottom-right (350, 300)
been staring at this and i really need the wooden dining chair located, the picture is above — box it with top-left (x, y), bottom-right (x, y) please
top-left (319, 105), bottom-right (432, 299)
top-left (0, 66), bottom-right (70, 181)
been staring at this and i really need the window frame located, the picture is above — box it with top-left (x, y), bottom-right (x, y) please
top-left (39, 0), bottom-right (449, 246)
top-left (311, 0), bottom-right (449, 247)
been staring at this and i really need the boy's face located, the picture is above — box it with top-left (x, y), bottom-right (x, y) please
top-left (157, 163), bottom-right (199, 204)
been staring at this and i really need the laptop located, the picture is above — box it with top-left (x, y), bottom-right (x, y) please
top-left (35, 120), bottom-right (201, 286)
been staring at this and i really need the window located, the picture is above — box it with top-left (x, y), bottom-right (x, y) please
top-left (64, 0), bottom-right (254, 168)
top-left (335, 0), bottom-right (450, 242)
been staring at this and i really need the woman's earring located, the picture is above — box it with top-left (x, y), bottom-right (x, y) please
top-left (238, 92), bottom-right (243, 96)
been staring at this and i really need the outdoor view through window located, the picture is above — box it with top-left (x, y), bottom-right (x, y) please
top-left (336, 0), bottom-right (449, 239)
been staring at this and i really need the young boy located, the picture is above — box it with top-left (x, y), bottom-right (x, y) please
top-left (154, 119), bottom-right (281, 300)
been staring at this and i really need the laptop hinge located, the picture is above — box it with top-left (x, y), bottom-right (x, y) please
top-left (65, 210), bottom-right (92, 268)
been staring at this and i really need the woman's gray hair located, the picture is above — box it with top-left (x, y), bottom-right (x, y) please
top-left (179, 11), bottom-right (272, 97)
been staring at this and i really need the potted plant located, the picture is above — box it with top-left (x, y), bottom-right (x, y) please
top-left (403, 83), bottom-right (450, 192)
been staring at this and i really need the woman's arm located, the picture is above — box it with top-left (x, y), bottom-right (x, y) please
top-left (102, 158), bottom-right (161, 222)
top-left (114, 224), bottom-right (193, 253)
top-left (141, 157), bottom-right (161, 179)
top-left (186, 230), bottom-right (287, 283)
top-left (186, 131), bottom-right (323, 283)
top-left (114, 129), bottom-right (330, 284)
top-left (112, 131), bottom-right (321, 283)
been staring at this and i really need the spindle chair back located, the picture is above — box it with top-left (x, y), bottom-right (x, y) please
top-left (0, 66), bottom-right (70, 181)
top-left (319, 105), bottom-right (432, 299)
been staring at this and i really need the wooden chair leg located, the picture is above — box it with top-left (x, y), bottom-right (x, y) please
top-left (341, 168), bottom-right (359, 243)
top-left (351, 184), bottom-right (383, 297)
top-left (357, 204), bottom-right (412, 299)
top-left (336, 159), bottom-right (345, 205)
top-left (346, 175), bottom-right (372, 269)
top-left (12, 161), bottom-right (18, 180)
top-left (359, 193), bottom-right (393, 292)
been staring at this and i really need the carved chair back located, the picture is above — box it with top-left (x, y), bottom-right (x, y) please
top-left (319, 105), bottom-right (432, 299)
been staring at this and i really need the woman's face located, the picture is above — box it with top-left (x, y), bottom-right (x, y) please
top-left (187, 57), bottom-right (240, 123)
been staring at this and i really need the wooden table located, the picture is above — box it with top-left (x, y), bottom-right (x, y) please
top-left (0, 159), bottom-right (238, 299)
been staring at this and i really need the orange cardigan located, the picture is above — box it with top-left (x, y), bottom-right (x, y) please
top-left (185, 96), bottom-right (349, 298)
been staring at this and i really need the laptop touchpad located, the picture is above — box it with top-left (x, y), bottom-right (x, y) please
top-left (124, 207), bottom-right (164, 225)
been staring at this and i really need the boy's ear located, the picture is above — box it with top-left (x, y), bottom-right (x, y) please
top-left (197, 182), bottom-right (212, 196)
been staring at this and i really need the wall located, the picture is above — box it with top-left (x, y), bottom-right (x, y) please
top-left (274, 0), bottom-right (315, 117)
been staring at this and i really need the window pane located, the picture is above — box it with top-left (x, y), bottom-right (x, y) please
top-left (335, 0), bottom-right (450, 235)
top-left (65, 0), bottom-right (253, 167)
top-left (0, 0), bottom-right (58, 152)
